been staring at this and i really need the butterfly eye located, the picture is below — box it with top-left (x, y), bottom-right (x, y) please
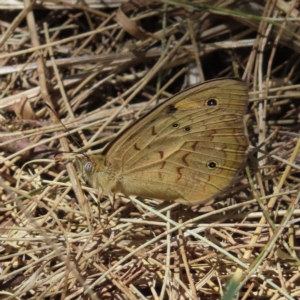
top-left (172, 123), bottom-right (179, 128)
top-left (84, 161), bottom-right (94, 173)
top-left (184, 126), bottom-right (191, 132)
top-left (207, 161), bottom-right (218, 169)
top-left (206, 99), bottom-right (218, 106)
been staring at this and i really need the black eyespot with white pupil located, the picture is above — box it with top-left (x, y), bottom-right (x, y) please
top-left (84, 161), bottom-right (94, 173)
top-left (172, 123), bottom-right (179, 128)
top-left (206, 99), bottom-right (218, 106)
top-left (184, 126), bottom-right (191, 132)
top-left (207, 161), bottom-right (217, 169)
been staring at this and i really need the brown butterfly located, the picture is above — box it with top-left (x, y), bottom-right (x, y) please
top-left (75, 78), bottom-right (248, 205)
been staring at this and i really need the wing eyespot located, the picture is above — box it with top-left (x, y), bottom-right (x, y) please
top-left (184, 126), bottom-right (191, 132)
top-left (206, 99), bottom-right (218, 106)
top-left (172, 123), bottom-right (179, 128)
top-left (206, 161), bottom-right (218, 170)
top-left (84, 161), bottom-right (94, 173)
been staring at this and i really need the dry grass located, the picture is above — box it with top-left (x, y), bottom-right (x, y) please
top-left (1, 1), bottom-right (300, 299)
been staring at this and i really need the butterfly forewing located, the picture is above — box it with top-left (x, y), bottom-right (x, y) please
top-left (103, 78), bottom-right (248, 158)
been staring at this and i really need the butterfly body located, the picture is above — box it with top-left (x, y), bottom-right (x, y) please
top-left (75, 78), bottom-right (248, 205)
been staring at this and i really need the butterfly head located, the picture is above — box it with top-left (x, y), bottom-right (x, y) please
top-left (74, 154), bottom-right (106, 184)
top-left (74, 154), bottom-right (118, 197)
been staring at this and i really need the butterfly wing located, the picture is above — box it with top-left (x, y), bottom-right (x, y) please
top-left (103, 78), bottom-right (248, 157)
top-left (103, 78), bottom-right (248, 205)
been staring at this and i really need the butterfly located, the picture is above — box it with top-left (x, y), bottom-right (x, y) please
top-left (75, 78), bottom-right (248, 206)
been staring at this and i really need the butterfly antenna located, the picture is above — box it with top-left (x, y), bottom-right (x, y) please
top-left (45, 103), bottom-right (89, 159)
